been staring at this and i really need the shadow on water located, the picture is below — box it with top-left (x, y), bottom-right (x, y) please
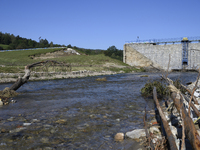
top-left (0, 72), bottom-right (198, 149)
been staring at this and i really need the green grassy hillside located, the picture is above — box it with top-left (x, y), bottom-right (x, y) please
top-left (0, 48), bottom-right (142, 73)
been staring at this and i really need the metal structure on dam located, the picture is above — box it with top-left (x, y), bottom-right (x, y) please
top-left (123, 36), bottom-right (200, 71)
top-left (125, 36), bottom-right (200, 45)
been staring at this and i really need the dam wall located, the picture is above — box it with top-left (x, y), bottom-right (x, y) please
top-left (123, 43), bottom-right (200, 71)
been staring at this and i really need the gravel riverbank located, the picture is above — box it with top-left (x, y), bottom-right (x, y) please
top-left (0, 70), bottom-right (120, 84)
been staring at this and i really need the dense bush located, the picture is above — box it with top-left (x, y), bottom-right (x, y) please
top-left (104, 46), bottom-right (123, 61)
top-left (141, 80), bottom-right (169, 98)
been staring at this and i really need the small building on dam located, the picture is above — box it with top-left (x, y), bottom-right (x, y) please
top-left (123, 37), bottom-right (200, 71)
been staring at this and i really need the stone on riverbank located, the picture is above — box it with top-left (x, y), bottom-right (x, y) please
top-left (126, 129), bottom-right (146, 140)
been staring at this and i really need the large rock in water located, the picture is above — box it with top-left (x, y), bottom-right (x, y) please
top-left (126, 129), bottom-right (146, 139)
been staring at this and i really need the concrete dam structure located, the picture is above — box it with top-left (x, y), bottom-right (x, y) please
top-left (123, 37), bottom-right (200, 71)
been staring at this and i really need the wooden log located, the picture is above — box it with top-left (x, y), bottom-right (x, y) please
top-left (9, 60), bottom-right (70, 91)
top-left (153, 87), bottom-right (178, 150)
top-left (180, 83), bottom-right (199, 105)
top-left (181, 94), bottom-right (200, 118)
top-left (163, 76), bottom-right (200, 118)
top-left (171, 92), bottom-right (200, 150)
top-left (164, 76), bottom-right (199, 105)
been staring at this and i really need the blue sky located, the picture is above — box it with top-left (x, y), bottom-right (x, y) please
top-left (1, 0), bottom-right (200, 50)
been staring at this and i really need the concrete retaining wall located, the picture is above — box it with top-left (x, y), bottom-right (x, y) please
top-left (123, 43), bottom-right (200, 70)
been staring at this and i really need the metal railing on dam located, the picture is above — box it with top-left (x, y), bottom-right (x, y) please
top-left (125, 36), bottom-right (200, 45)
top-left (0, 47), bottom-right (66, 52)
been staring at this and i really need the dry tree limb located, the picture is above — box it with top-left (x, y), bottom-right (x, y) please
top-left (153, 87), bottom-right (178, 150)
top-left (166, 77), bottom-right (200, 120)
top-left (180, 84), bottom-right (199, 105)
top-left (171, 92), bottom-right (200, 150)
top-left (188, 68), bottom-right (200, 117)
top-left (181, 94), bottom-right (200, 118)
top-left (180, 106), bottom-right (185, 150)
top-left (163, 76), bottom-right (199, 105)
top-left (163, 76), bottom-right (200, 119)
top-left (10, 60), bottom-right (70, 91)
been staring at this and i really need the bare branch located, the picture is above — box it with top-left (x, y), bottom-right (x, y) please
top-left (188, 68), bottom-right (200, 117)
top-left (9, 60), bottom-right (70, 91)
top-left (180, 106), bottom-right (185, 150)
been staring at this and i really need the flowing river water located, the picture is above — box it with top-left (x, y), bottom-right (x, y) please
top-left (0, 72), bottom-right (198, 150)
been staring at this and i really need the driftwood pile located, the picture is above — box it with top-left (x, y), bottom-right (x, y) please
top-left (145, 72), bottom-right (200, 150)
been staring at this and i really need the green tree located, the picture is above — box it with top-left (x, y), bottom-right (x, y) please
top-left (104, 46), bottom-right (123, 61)
top-left (3, 33), bottom-right (12, 45)
top-left (104, 46), bottom-right (117, 57)
top-left (40, 39), bottom-right (49, 47)
top-left (67, 44), bottom-right (72, 48)
top-left (50, 41), bottom-right (54, 47)
top-left (28, 39), bottom-right (37, 48)
top-left (0, 32), bottom-right (3, 44)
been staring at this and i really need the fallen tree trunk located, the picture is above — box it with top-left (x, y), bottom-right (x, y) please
top-left (10, 60), bottom-right (69, 91)
top-left (153, 87), bottom-right (178, 150)
top-left (171, 92), bottom-right (200, 150)
top-left (180, 83), bottom-right (199, 105)
top-left (164, 76), bottom-right (199, 105)
top-left (163, 76), bottom-right (200, 118)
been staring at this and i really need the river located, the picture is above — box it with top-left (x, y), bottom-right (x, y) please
top-left (0, 72), bottom-right (198, 150)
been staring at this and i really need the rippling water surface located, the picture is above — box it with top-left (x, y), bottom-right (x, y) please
top-left (0, 72), bottom-right (198, 149)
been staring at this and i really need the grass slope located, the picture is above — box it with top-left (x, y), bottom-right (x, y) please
top-left (0, 44), bottom-right (9, 49)
top-left (0, 48), bottom-right (142, 73)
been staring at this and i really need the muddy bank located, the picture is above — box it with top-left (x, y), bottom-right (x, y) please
top-left (0, 70), bottom-right (121, 83)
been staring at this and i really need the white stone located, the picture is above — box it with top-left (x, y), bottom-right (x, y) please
top-left (126, 129), bottom-right (146, 139)
top-left (23, 123), bottom-right (31, 126)
top-left (194, 91), bottom-right (200, 97)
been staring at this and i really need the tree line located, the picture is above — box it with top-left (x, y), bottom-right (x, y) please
top-left (0, 32), bottom-right (64, 50)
